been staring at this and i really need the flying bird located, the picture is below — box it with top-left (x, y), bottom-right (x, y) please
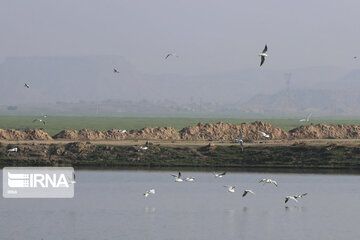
top-left (144, 189), bottom-right (156, 198)
top-left (185, 177), bottom-right (195, 182)
top-left (113, 68), bottom-right (120, 73)
top-left (24, 83), bottom-right (30, 88)
top-left (171, 172), bottom-right (183, 182)
top-left (235, 132), bottom-right (244, 151)
top-left (224, 185), bottom-right (236, 193)
top-left (259, 178), bottom-right (278, 187)
top-left (165, 53), bottom-right (179, 59)
top-left (259, 131), bottom-right (270, 138)
top-left (32, 119), bottom-right (45, 125)
top-left (285, 193), bottom-right (307, 203)
top-left (299, 113), bottom-right (312, 122)
top-left (7, 147), bottom-right (18, 152)
top-left (214, 172), bottom-right (226, 178)
top-left (242, 190), bottom-right (255, 197)
top-left (259, 45), bottom-right (268, 66)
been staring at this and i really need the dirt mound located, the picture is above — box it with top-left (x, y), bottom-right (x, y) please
top-left (289, 124), bottom-right (360, 139)
top-left (54, 127), bottom-right (180, 141)
top-left (180, 121), bottom-right (289, 141)
top-left (53, 130), bottom-right (79, 140)
top-left (0, 128), bottom-right (52, 140)
top-left (128, 126), bottom-right (180, 140)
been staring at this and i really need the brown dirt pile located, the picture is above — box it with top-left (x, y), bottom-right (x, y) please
top-left (289, 123), bottom-right (360, 139)
top-left (53, 127), bottom-right (180, 141)
top-left (0, 128), bottom-right (52, 140)
top-left (180, 121), bottom-right (289, 141)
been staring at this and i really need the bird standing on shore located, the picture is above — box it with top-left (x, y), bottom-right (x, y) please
top-left (235, 132), bottom-right (244, 151)
top-left (7, 147), bottom-right (18, 152)
top-left (259, 45), bottom-right (268, 66)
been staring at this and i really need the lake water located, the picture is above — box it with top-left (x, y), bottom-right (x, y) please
top-left (0, 170), bottom-right (359, 240)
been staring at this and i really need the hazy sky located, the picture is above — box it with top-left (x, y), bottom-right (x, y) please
top-left (1, 0), bottom-right (360, 75)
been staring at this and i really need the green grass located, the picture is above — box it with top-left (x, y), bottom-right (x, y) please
top-left (1, 116), bottom-right (360, 136)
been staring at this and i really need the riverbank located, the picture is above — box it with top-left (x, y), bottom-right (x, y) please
top-left (1, 139), bottom-right (360, 169)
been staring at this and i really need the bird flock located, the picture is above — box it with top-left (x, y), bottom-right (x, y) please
top-left (144, 171), bottom-right (308, 204)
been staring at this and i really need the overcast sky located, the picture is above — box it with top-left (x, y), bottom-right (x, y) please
top-left (1, 0), bottom-right (360, 75)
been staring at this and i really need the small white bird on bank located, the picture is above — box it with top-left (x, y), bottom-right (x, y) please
top-left (118, 130), bottom-right (127, 134)
top-left (259, 131), bottom-right (270, 138)
top-left (285, 193), bottom-right (307, 203)
top-left (185, 177), bottom-right (195, 182)
top-left (300, 113), bottom-right (312, 122)
top-left (242, 190), bottom-right (255, 197)
top-left (7, 147), bottom-right (18, 152)
top-left (144, 189), bottom-right (156, 198)
top-left (259, 178), bottom-right (278, 187)
top-left (24, 83), bottom-right (30, 88)
top-left (235, 132), bottom-right (244, 151)
top-left (165, 53), bottom-right (179, 59)
top-left (224, 185), bottom-right (236, 193)
top-left (214, 172), bottom-right (226, 178)
top-left (171, 172), bottom-right (183, 182)
top-left (139, 146), bottom-right (148, 150)
top-left (259, 45), bottom-right (268, 66)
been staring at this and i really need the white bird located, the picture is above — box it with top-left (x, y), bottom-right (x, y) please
top-left (235, 132), bottom-right (244, 151)
top-left (113, 68), bottom-right (120, 73)
top-left (285, 193), bottom-right (307, 203)
top-left (7, 147), bottom-right (18, 152)
top-left (259, 178), bottom-right (278, 187)
top-left (144, 188), bottom-right (156, 198)
top-left (242, 189), bottom-right (255, 197)
top-left (224, 185), bottom-right (236, 193)
top-left (299, 113), bottom-right (312, 122)
top-left (118, 129), bottom-right (127, 134)
top-left (171, 172), bottom-right (183, 182)
top-left (259, 131), bottom-right (270, 138)
top-left (185, 177), bottom-right (195, 182)
top-left (24, 83), bottom-right (30, 88)
top-left (139, 146), bottom-right (148, 150)
top-left (214, 172), bottom-right (226, 178)
top-left (259, 45), bottom-right (268, 66)
top-left (32, 119), bottom-right (46, 125)
top-left (165, 53), bottom-right (179, 59)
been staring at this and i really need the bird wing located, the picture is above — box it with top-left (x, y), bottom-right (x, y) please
top-left (260, 56), bottom-right (265, 66)
top-left (285, 197), bottom-right (289, 203)
top-left (300, 193), bottom-right (308, 198)
top-left (272, 180), bottom-right (278, 187)
top-left (242, 191), bottom-right (247, 197)
top-left (165, 54), bottom-right (171, 59)
top-left (306, 113), bottom-right (312, 121)
top-left (220, 172), bottom-right (226, 176)
top-left (262, 45), bottom-right (268, 53)
top-left (178, 172), bottom-right (181, 178)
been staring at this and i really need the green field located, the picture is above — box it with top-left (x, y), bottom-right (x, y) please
top-left (1, 116), bottom-right (360, 136)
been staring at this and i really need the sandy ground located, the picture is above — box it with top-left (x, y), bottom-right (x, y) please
top-left (2, 138), bottom-right (360, 147)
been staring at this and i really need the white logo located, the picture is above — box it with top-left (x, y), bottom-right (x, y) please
top-left (3, 167), bottom-right (74, 198)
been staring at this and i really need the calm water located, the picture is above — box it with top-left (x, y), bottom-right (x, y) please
top-left (0, 170), bottom-right (360, 240)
